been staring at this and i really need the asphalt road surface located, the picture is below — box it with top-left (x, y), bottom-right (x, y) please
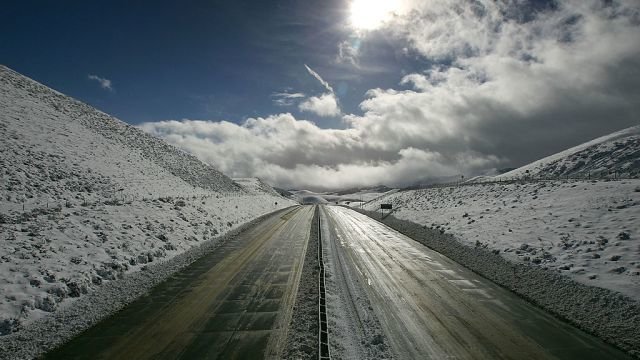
top-left (46, 204), bottom-right (632, 359)
top-left (46, 206), bottom-right (313, 359)
top-left (321, 205), bottom-right (631, 360)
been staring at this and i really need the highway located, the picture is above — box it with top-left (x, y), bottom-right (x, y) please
top-left (45, 204), bottom-right (631, 359)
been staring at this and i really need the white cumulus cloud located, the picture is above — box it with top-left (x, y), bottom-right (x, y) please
top-left (299, 93), bottom-right (341, 117)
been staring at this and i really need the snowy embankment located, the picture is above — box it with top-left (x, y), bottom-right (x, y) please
top-left (0, 65), bottom-right (297, 339)
top-left (364, 180), bottom-right (640, 300)
top-left (360, 179), bottom-right (640, 355)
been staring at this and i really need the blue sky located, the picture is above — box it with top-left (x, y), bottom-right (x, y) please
top-left (2, 1), bottom-right (639, 190)
top-left (0, 0), bottom-right (423, 127)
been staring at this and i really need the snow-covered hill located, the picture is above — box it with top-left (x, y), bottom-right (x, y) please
top-left (232, 177), bottom-right (281, 197)
top-left (0, 65), bottom-right (296, 335)
top-left (497, 125), bottom-right (640, 180)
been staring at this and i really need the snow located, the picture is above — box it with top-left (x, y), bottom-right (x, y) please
top-left (318, 206), bottom-right (392, 360)
top-left (232, 177), bottom-right (282, 197)
top-left (0, 65), bottom-right (296, 336)
top-left (363, 179), bottom-right (640, 301)
top-left (283, 206), bottom-right (319, 359)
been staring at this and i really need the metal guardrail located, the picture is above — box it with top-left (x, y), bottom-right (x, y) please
top-left (318, 209), bottom-right (330, 360)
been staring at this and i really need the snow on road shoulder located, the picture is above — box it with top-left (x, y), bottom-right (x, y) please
top-left (364, 179), bottom-right (640, 301)
top-left (319, 206), bottom-right (392, 360)
top-left (283, 206), bottom-right (319, 359)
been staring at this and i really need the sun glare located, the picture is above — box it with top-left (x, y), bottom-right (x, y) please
top-left (349, 0), bottom-right (399, 30)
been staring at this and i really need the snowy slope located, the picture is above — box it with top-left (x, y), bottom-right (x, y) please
top-left (232, 177), bottom-right (281, 197)
top-left (0, 65), bottom-right (296, 334)
top-left (364, 180), bottom-right (640, 301)
top-left (497, 125), bottom-right (640, 179)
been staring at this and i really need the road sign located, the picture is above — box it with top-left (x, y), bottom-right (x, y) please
top-left (380, 203), bottom-right (392, 210)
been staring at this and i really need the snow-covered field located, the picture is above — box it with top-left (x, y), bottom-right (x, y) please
top-left (364, 179), bottom-right (640, 301)
top-left (0, 65), bottom-right (296, 336)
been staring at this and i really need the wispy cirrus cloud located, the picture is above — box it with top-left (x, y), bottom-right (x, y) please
top-left (271, 92), bottom-right (306, 106)
top-left (304, 64), bottom-right (334, 93)
top-left (87, 74), bottom-right (114, 91)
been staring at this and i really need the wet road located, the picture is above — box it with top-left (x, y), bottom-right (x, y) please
top-left (46, 205), bottom-right (313, 359)
top-left (322, 206), bottom-right (631, 360)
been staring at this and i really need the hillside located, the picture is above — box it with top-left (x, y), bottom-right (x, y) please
top-left (497, 125), bottom-right (640, 180)
top-left (0, 65), bottom-right (296, 335)
top-left (232, 177), bottom-right (281, 197)
top-left (361, 126), bottom-right (640, 301)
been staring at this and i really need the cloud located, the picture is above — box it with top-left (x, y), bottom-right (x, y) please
top-left (139, 113), bottom-right (497, 190)
top-left (368, 0), bottom-right (640, 164)
top-left (299, 93), bottom-right (341, 117)
top-left (271, 92), bottom-right (306, 106)
top-left (141, 0), bottom-right (640, 190)
top-left (87, 74), bottom-right (113, 91)
top-left (304, 64), bottom-right (334, 93)
top-left (299, 64), bottom-right (342, 117)
top-left (336, 39), bottom-right (360, 66)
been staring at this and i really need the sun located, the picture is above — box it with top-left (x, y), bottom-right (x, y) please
top-left (349, 0), bottom-right (399, 30)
